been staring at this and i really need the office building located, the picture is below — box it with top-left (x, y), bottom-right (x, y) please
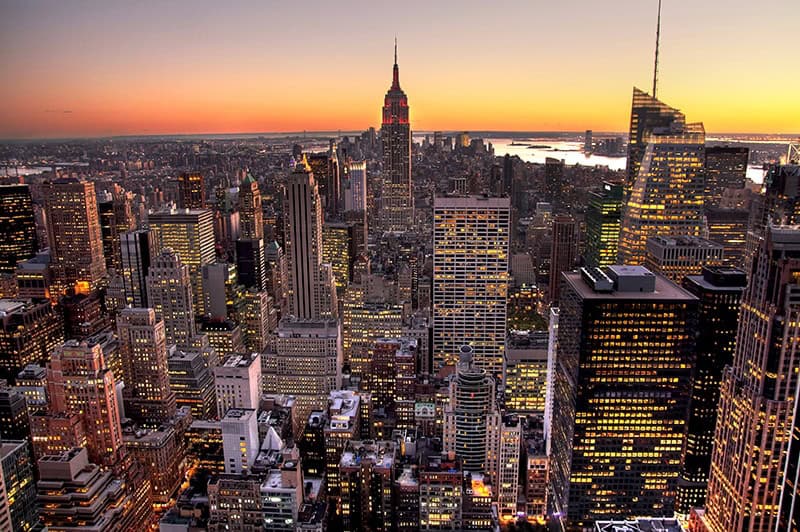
top-left (619, 121), bottom-right (707, 264)
top-left (549, 214), bottom-right (577, 304)
top-left (342, 160), bottom-right (367, 214)
top-left (36, 447), bottom-right (151, 530)
top-left (339, 440), bottom-right (397, 531)
top-left (146, 248), bottom-right (196, 348)
top-left (380, 43), bottom-right (413, 232)
top-left (504, 334), bottom-right (549, 416)
top-left (200, 319), bottom-right (244, 359)
top-left (221, 408), bottom-right (259, 475)
top-left (704, 146), bottom-right (748, 206)
top-left (419, 455), bottom-right (464, 529)
top-left (433, 196), bottom-right (510, 376)
top-left (644, 235), bottom-right (725, 283)
top-left (177, 171), bottom-right (205, 209)
top-left (242, 289), bottom-right (277, 353)
top-left (584, 182), bottom-right (623, 268)
top-left (0, 439), bottom-right (39, 531)
top-left (544, 157), bottom-right (565, 205)
top-left (168, 346), bottom-right (217, 420)
top-left (0, 298), bottom-right (63, 383)
top-left (704, 226), bottom-right (800, 531)
top-left (120, 229), bottom-right (160, 308)
top-left (676, 267), bottom-right (746, 515)
top-left (486, 414), bottom-right (521, 521)
top-left (624, 87), bottom-right (686, 193)
top-left (46, 340), bottom-right (125, 468)
top-left (0, 384), bottom-right (31, 443)
top-left (148, 208), bottom-right (215, 316)
top-left (443, 346), bottom-right (496, 472)
top-left (117, 307), bottom-right (176, 426)
top-left (262, 318), bottom-right (342, 430)
top-left (342, 298), bottom-right (403, 379)
top-left (322, 221), bottom-right (357, 292)
top-left (214, 353), bottom-right (261, 418)
top-left (551, 266), bottom-right (698, 527)
top-left (42, 178), bottom-right (107, 297)
top-left (283, 159), bottom-right (337, 320)
top-left (307, 148), bottom-right (340, 219)
top-left (704, 207), bottom-right (749, 269)
top-left (15, 251), bottom-right (52, 301)
top-left (236, 172), bottom-right (267, 291)
top-left (0, 184), bottom-right (37, 274)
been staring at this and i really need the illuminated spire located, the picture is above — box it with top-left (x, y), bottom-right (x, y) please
top-left (392, 37), bottom-right (400, 89)
top-left (653, 0), bottom-right (662, 98)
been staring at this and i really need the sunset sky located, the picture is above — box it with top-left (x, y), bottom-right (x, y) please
top-left (1, 0), bottom-right (797, 139)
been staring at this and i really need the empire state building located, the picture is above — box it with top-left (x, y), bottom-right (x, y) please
top-left (380, 41), bottom-right (412, 232)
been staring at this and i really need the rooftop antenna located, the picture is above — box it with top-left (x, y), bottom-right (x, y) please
top-left (394, 36), bottom-right (397, 65)
top-left (652, 0), bottom-right (662, 98)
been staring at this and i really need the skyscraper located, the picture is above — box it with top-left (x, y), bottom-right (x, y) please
top-left (262, 318), bottom-right (342, 430)
top-left (307, 148), bottom-right (340, 219)
top-left (342, 160), bottom-right (367, 215)
top-left (0, 184), bottom-right (37, 275)
top-left (148, 207), bottom-right (215, 316)
top-left (380, 41), bottom-right (413, 232)
top-left (584, 181), bottom-right (623, 268)
top-left (551, 266), bottom-right (698, 526)
top-left (46, 339), bottom-right (125, 467)
top-left (548, 214), bottom-right (577, 305)
top-left (704, 146), bottom-right (748, 206)
top-left (42, 178), bottom-right (107, 297)
top-left (443, 346), bottom-right (496, 472)
top-left (0, 439), bottom-right (39, 531)
top-left (283, 159), bottom-right (337, 320)
top-left (120, 228), bottom-right (160, 308)
top-left (624, 87), bottom-right (686, 193)
top-left (146, 248), bottom-right (196, 348)
top-left (704, 226), bottom-right (800, 531)
top-left (618, 121), bottom-right (707, 265)
top-left (116, 307), bottom-right (176, 426)
top-left (236, 172), bottom-right (267, 290)
top-left (433, 196), bottom-right (510, 376)
top-left (676, 266), bottom-right (746, 515)
top-left (177, 171), bottom-right (206, 209)
top-left (644, 235), bottom-right (725, 283)
top-left (238, 172), bottom-right (263, 240)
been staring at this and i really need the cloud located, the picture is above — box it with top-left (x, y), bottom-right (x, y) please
top-left (43, 109), bottom-right (74, 114)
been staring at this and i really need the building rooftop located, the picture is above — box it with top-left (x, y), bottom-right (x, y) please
top-left (594, 518), bottom-right (685, 532)
top-left (434, 195), bottom-right (510, 210)
top-left (340, 440), bottom-right (395, 470)
top-left (570, 267), bottom-right (696, 301)
top-left (221, 353), bottom-right (259, 369)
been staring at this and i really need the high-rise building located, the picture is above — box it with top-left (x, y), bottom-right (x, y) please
top-left (433, 196), bottom-right (510, 376)
top-left (262, 318), bottom-right (342, 430)
top-left (42, 178), bottom-right (107, 297)
top-left (704, 146), bottom-right (748, 206)
top-left (36, 447), bottom-right (151, 530)
top-left (322, 221), bottom-right (357, 293)
top-left (644, 235), bottom-right (725, 283)
top-left (504, 335), bottom-right (548, 416)
top-left (0, 384), bottom-right (30, 443)
top-left (148, 208), bottom-right (215, 316)
top-left (146, 248), bottom-right (196, 348)
top-left (168, 346), bottom-right (217, 420)
top-left (214, 353), bottom-right (261, 419)
top-left (486, 414), bottom-right (521, 521)
top-left (380, 42), bottom-right (413, 232)
top-left (236, 172), bottom-right (267, 291)
top-left (703, 226), bottom-right (800, 531)
top-left (705, 207), bottom-right (749, 269)
top-left (419, 455), bottom-right (464, 529)
top-left (544, 157), bottom-right (565, 206)
top-left (342, 160), bottom-right (367, 214)
top-left (342, 298), bottom-right (403, 379)
top-left (235, 237), bottom-right (267, 292)
top-left (549, 215), bottom-right (577, 304)
top-left (0, 298), bottom-right (63, 383)
top-left (283, 159), bottom-right (337, 320)
top-left (242, 289), bottom-right (276, 353)
top-left (221, 408), bottom-right (259, 475)
top-left (624, 87), bottom-right (686, 193)
top-left (0, 184), bottom-right (37, 274)
top-left (120, 229), bottom-right (160, 308)
top-left (443, 346), bottom-right (496, 472)
top-left (584, 181), bottom-right (623, 268)
top-left (550, 266), bottom-right (698, 527)
top-left (675, 267), bottom-right (746, 515)
top-left (339, 439), bottom-right (397, 531)
top-left (0, 439), bottom-right (39, 531)
top-left (177, 171), bottom-right (206, 209)
top-left (618, 121), bottom-right (707, 264)
top-left (307, 149), bottom-right (340, 219)
top-left (46, 339), bottom-right (125, 468)
top-left (238, 172), bottom-right (263, 240)
top-left (116, 307), bottom-right (177, 426)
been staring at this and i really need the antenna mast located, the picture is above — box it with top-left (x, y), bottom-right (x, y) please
top-left (652, 0), bottom-right (662, 98)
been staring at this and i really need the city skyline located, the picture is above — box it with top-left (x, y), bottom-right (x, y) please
top-left (1, 1), bottom-right (798, 139)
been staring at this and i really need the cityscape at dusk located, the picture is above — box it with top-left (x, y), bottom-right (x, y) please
top-left (0, 2), bottom-right (799, 532)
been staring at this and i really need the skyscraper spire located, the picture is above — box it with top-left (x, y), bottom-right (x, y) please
top-left (392, 38), bottom-right (400, 89)
top-left (653, 0), bottom-right (662, 98)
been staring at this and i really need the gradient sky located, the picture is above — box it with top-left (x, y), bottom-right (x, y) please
top-left (0, 0), bottom-right (797, 139)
